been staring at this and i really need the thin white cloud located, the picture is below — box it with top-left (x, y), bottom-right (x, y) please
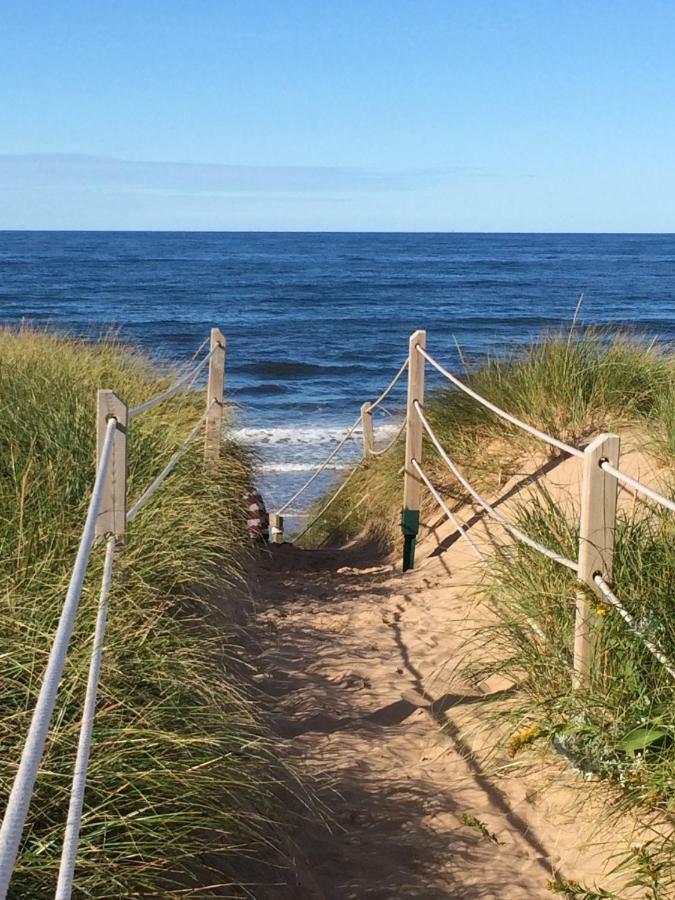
top-left (0, 153), bottom-right (487, 195)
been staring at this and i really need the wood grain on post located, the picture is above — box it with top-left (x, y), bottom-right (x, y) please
top-left (573, 432), bottom-right (620, 689)
top-left (361, 402), bottom-right (374, 458)
top-left (401, 329), bottom-right (426, 571)
top-left (204, 327), bottom-right (226, 462)
top-left (96, 390), bottom-right (128, 539)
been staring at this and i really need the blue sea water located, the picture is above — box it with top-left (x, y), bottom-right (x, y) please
top-left (1, 231), bottom-right (674, 517)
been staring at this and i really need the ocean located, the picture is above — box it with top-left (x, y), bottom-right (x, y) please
top-left (1, 231), bottom-right (674, 521)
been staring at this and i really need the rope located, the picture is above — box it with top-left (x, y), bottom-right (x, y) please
top-left (413, 401), bottom-right (579, 572)
top-left (416, 345), bottom-right (583, 460)
top-left (276, 360), bottom-right (407, 517)
top-left (594, 575), bottom-right (675, 681)
top-left (318, 493), bottom-right (371, 548)
top-left (413, 460), bottom-right (547, 641)
top-left (411, 460), bottom-right (485, 561)
top-left (368, 358), bottom-right (408, 412)
top-left (276, 414), bottom-right (361, 515)
top-left (126, 406), bottom-right (212, 523)
top-left (600, 461), bottom-right (675, 515)
top-left (55, 536), bottom-right (115, 900)
top-left (370, 419), bottom-right (406, 457)
top-left (374, 404), bottom-right (394, 418)
top-left (186, 336), bottom-right (209, 365)
top-left (0, 417), bottom-right (118, 898)
top-left (292, 460), bottom-right (365, 542)
top-left (128, 346), bottom-right (216, 419)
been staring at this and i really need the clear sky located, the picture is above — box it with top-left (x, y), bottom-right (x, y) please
top-left (1, 0), bottom-right (674, 231)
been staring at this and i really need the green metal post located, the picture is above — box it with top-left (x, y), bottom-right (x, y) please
top-left (401, 508), bottom-right (420, 572)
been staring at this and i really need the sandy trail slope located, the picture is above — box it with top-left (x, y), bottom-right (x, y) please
top-left (248, 451), bottom-right (656, 898)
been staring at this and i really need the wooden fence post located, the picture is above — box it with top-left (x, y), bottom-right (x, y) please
top-left (204, 327), bottom-right (226, 462)
top-left (269, 513), bottom-right (284, 545)
top-left (573, 432), bottom-right (620, 689)
top-left (361, 402), bottom-right (374, 459)
top-left (96, 390), bottom-right (128, 539)
top-left (401, 329), bottom-right (426, 571)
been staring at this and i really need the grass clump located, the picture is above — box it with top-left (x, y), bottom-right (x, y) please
top-left (301, 328), bottom-right (674, 549)
top-left (475, 496), bottom-right (675, 895)
top-left (0, 328), bottom-right (287, 897)
top-left (479, 499), bottom-right (675, 802)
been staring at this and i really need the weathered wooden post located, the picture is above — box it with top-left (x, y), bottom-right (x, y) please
top-left (204, 327), bottom-right (226, 462)
top-left (573, 432), bottom-right (620, 689)
top-left (269, 513), bottom-right (284, 545)
top-left (360, 401), bottom-right (374, 458)
top-left (96, 390), bottom-right (128, 539)
top-left (401, 329), bottom-right (426, 571)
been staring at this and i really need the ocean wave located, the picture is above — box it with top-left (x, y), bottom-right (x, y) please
top-left (234, 383), bottom-right (290, 395)
top-left (233, 360), bottom-right (374, 378)
top-left (258, 462), bottom-right (352, 473)
top-left (232, 422), bottom-right (401, 446)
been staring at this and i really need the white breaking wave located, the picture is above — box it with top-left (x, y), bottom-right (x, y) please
top-left (259, 462), bottom-right (352, 473)
top-left (232, 421), bottom-right (402, 446)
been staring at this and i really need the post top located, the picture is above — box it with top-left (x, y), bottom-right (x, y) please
top-left (583, 432), bottom-right (620, 455)
top-left (97, 389), bottom-right (128, 416)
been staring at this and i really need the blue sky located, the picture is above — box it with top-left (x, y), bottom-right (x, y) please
top-left (1, 1), bottom-right (674, 231)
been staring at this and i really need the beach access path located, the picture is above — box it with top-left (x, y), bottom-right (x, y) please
top-left (246, 449), bottom-right (652, 899)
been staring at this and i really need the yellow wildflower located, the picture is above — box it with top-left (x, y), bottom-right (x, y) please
top-left (506, 726), bottom-right (542, 757)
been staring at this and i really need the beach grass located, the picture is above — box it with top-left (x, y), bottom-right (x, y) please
top-left (299, 328), bottom-right (673, 548)
top-left (301, 328), bottom-right (675, 889)
top-left (473, 493), bottom-right (675, 895)
top-left (0, 328), bottom-right (290, 897)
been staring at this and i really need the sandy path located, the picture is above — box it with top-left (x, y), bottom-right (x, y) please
top-left (247, 452), bottom-right (655, 898)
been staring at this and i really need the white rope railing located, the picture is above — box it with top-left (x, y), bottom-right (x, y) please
top-left (600, 460), bottom-right (675, 515)
top-left (368, 358), bottom-right (408, 412)
top-left (276, 414), bottom-right (361, 516)
top-left (0, 330), bottom-right (228, 898)
top-left (594, 575), bottom-right (675, 681)
top-left (275, 360), bottom-right (409, 522)
top-left (0, 417), bottom-right (118, 897)
top-left (55, 535), bottom-right (115, 900)
top-left (411, 459), bottom-right (485, 561)
top-left (126, 405), bottom-right (212, 523)
top-left (318, 493), bottom-right (371, 548)
top-left (412, 460), bottom-right (548, 641)
top-left (292, 460), bottom-right (365, 543)
top-left (374, 404), bottom-right (394, 418)
top-left (128, 345), bottom-right (216, 419)
top-left (413, 401), bottom-right (579, 572)
top-left (416, 345), bottom-right (583, 460)
top-left (290, 419), bottom-right (404, 540)
top-left (370, 419), bottom-right (406, 457)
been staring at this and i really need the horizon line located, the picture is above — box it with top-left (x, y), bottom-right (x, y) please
top-left (1, 229), bottom-right (674, 236)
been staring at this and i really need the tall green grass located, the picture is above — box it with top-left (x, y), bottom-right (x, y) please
top-left (0, 329), bottom-right (287, 897)
top-left (479, 496), bottom-right (675, 789)
top-left (301, 329), bottom-right (674, 548)
top-left (475, 496), bottom-right (675, 895)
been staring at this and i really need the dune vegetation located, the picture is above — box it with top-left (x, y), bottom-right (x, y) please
top-left (302, 328), bottom-right (675, 893)
top-left (0, 328), bottom-right (291, 898)
top-left (301, 329), bottom-right (674, 549)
